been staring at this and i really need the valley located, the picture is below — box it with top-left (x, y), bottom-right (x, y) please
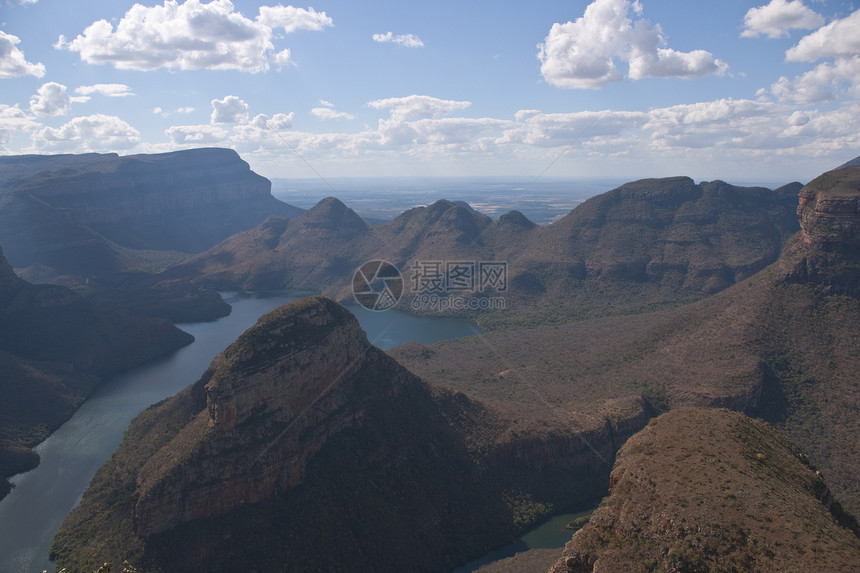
top-left (0, 148), bottom-right (858, 572)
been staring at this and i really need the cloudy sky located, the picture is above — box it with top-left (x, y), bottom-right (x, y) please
top-left (1, 0), bottom-right (858, 183)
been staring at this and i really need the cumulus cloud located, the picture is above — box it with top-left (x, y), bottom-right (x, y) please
top-left (786, 9), bottom-right (860, 61)
top-left (537, 0), bottom-right (727, 89)
top-left (257, 5), bottom-right (332, 32)
top-left (74, 83), bottom-right (134, 98)
top-left (372, 32), bottom-right (424, 48)
top-left (0, 104), bottom-right (39, 149)
top-left (367, 95), bottom-right (471, 122)
top-left (500, 109), bottom-right (647, 147)
top-left (29, 82), bottom-right (71, 116)
top-left (57, 1), bottom-right (332, 73)
top-left (741, 0), bottom-right (824, 39)
top-left (0, 30), bottom-right (46, 78)
top-left (33, 114), bottom-right (140, 151)
top-left (765, 9), bottom-right (860, 103)
top-left (211, 95), bottom-right (249, 124)
top-left (767, 55), bottom-right (860, 104)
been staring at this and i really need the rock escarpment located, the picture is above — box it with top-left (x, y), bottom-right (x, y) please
top-left (549, 408), bottom-right (860, 573)
top-left (782, 164), bottom-right (860, 295)
top-left (0, 148), bottom-right (302, 274)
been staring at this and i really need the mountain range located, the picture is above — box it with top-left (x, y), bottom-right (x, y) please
top-left (158, 176), bottom-right (802, 327)
top-left (49, 158), bottom-right (860, 571)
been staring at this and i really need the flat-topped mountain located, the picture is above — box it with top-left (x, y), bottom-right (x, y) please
top-left (532, 177), bottom-right (800, 291)
top-left (0, 148), bottom-right (302, 276)
top-left (0, 246), bottom-right (192, 501)
top-left (550, 408), bottom-right (860, 573)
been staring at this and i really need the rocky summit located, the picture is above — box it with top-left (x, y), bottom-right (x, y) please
top-left (54, 296), bottom-right (527, 572)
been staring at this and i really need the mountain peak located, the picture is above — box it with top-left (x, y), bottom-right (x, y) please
top-left (301, 197), bottom-right (369, 231)
top-left (133, 295), bottom-right (417, 537)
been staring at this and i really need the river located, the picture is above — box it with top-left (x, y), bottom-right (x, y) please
top-left (0, 292), bottom-right (483, 573)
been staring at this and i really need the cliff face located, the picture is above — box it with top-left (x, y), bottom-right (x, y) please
top-left (549, 408), bottom-right (860, 573)
top-left (0, 148), bottom-right (302, 272)
top-left (782, 165), bottom-right (860, 296)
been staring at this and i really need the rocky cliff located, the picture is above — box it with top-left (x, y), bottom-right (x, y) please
top-left (0, 148), bottom-right (302, 274)
top-left (549, 408), bottom-right (860, 573)
top-left (781, 165), bottom-right (860, 296)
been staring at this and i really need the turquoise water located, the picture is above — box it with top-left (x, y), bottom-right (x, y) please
top-left (0, 293), bottom-right (482, 573)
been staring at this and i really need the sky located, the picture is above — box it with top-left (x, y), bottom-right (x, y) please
top-left (1, 0), bottom-right (859, 185)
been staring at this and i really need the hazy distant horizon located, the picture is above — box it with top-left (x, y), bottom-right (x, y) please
top-left (271, 174), bottom-right (799, 225)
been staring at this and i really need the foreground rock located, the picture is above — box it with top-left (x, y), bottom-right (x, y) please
top-left (55, 296), bottom-right (617, 572)
top-left (549, 408), bottom-right (860, 573)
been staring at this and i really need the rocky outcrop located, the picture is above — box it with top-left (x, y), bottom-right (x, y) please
top-left (131, 296), bottom-right (413, 537)
top-left (782, 165), bottom-right (860, 296)
top-left (549, 408), bottom-right (860, 573)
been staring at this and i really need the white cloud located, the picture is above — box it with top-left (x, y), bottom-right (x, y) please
top-left (211, 95), bottom-right (249, 124)
top-left (372, 32), bottom-right (424, 48)
top-left (29, 82), bottom-right (71, 116)
top-left (74, 83), bottom-right (134, 97)
top-left (500, 109), bottom-right (648, 147)
top-left (154, 106), bottom-right (195, 117)
top-left (767, 55), bottom-right (860, 104)
top-left (0, 30), bottom-right (46, 78)
top-left (0, 104), bottom-right (38, 150)
top-left (367, 95), bottom-right (471, 122)
top-left (537, 0), bottom-right (727, 89)
top-left (58, 1), bottom-right (331, 73)
top-left (764, 10), bottom-right (860, 103)
top-left (311, 107), bottom-right (355, 120)
top-left (741, 0), bottom-right (824, 39)
top-left (32, 114), bottom-right (140, 152)
top-left (166, 124), bottom-right (228, 144)
top-left (786, 9), bottom-right (860, 61)
top-left (257, 5), bottom-right (332, 33)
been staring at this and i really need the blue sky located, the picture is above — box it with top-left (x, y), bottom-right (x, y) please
top-left (1, 0), bottom-right (858, 184)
